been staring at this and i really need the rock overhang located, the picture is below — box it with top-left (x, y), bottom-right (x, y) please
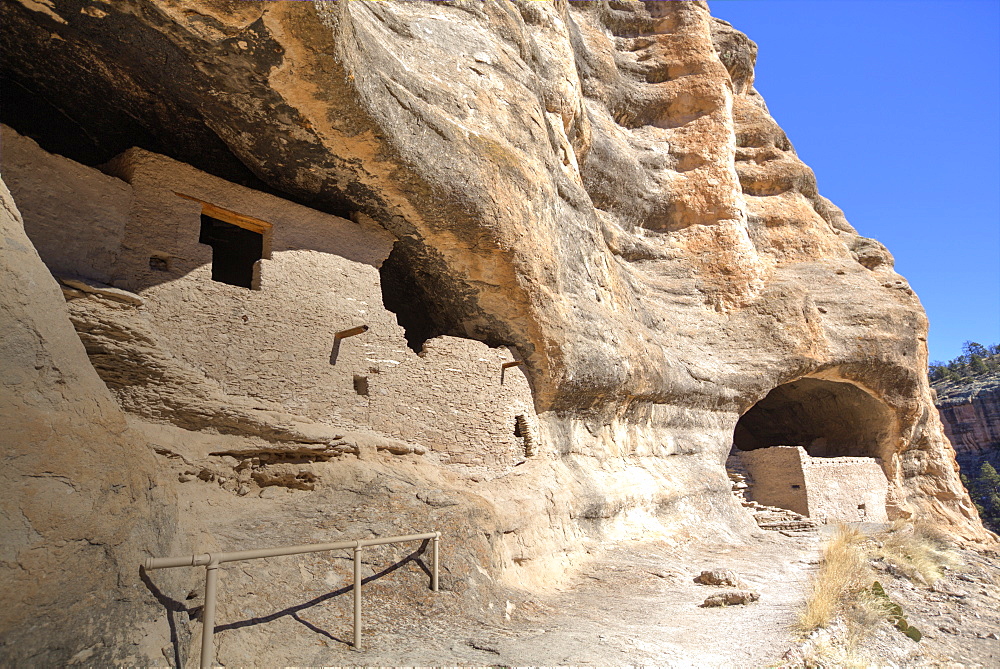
top-left (0, 1), bottom-right (991, 662)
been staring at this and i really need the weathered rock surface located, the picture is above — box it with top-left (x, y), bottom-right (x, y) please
top-left (934, 374), bottom-right (1000, 457)
top-left (694, 569), bottom-right (745, 588)
top-left (0, 0), bottom-right (991, 664)
top-left (0, 177), bottom-right (175, 665)
top-left (700, 589), bottom-right (760, 607)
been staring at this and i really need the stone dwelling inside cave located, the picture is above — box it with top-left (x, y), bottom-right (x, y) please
top-left (728, 377), bottom-right (893, 523)
top-left (733, 446), bottom-right (889, 523)
top-left (1, 123), bottom-right (539, 469)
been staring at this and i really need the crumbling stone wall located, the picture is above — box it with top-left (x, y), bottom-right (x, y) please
top-left (737, 446), bottom-right (889, 522)
top-left (4, 126), bottom-right (541, 469)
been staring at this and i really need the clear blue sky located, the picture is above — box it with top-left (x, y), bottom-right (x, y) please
top-left (709, 0), bottom-right (1000, 364)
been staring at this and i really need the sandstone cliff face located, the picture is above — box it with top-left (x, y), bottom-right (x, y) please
top-left (0, 178), bottom-right (176, 665)
top-left (935, 376), bottom-right (1000, 458)
top-left (0, 0), bottom-right (989, 664)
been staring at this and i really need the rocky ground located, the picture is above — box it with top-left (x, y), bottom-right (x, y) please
top-left (142, 522), bottom-right (998, 668)
top-left (882, 546), bottom-right (1000, 667)
top-left (188, 531), bottom-right (820, 667)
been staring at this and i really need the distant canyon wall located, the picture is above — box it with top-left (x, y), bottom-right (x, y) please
top-left (936, 381), bottom-right (1000, 458)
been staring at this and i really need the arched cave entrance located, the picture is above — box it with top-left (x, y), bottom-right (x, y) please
top-left (730, 378), bottom-right (895, 523)
top-left (733, 378), bottom-right (894, 460)
top-left (379, 240), bottom-right (452, 353)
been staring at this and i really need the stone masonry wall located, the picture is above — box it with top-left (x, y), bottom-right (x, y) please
top-left (737, 446), bottom-right (808, 516)
top-left (5, 133), bottom-right (540, 468)
top-left (739, 445), bottom-right (889, 522)
top-left (801, 454), bottom-right (889, 524)
top-left (368, 336), bottom-right (536, 468)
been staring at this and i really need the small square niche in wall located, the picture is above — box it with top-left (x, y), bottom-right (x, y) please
top-left (149, 255), bottom-right (170, 271)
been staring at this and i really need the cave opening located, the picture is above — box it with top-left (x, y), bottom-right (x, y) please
top-left (199, 214), bottom-right (263, 289)
top-left (733, 378), bottom-right (894, 460)
top-left (379, 241), bottom-right (454, 353)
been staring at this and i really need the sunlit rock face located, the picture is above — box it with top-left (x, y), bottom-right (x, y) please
top-left (935, 379), bottom-right (1000, 458)
top-left (0, 0), bottom-right (989, 664)
top-left (0, 177), bottom-right (177, 665)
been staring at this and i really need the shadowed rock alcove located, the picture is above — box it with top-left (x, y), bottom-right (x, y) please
top-left (733, 378), bottom-right (895, 460)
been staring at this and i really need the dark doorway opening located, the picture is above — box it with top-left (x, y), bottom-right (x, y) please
top-left (199, 214), bottom-right (262, 289)
top-left (733, 378), bottom-right (894, 460)
top-left (379, 241), bottom-right (451, 353)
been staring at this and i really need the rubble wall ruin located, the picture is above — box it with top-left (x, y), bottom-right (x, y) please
top-left (3, 125), bottom-right (540, 471)
top-left (737, 446), bottom-right (890, 523)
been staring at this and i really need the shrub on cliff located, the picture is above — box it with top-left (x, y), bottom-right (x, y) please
top-left (962, 462), bottom-right (1000, 532)
top-left (929, 342), bottom-right (1000, 383)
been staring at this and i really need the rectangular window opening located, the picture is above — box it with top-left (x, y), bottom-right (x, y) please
top-left (178, 192), bottom-right (272, 290)
top-left (199, 214), bottom-right (263, 289)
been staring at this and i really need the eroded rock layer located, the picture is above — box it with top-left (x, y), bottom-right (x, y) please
top-left (0, 0), bottom-right (988, 664)
top-left (0, 178), bottom-right (176, 665)
top-left (935, 376), bottom-right (1000, 458)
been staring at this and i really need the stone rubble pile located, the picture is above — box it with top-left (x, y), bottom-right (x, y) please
top-left (728, 472), bottom-right (817, 534)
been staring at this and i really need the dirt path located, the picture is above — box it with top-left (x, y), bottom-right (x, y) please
top-left (285, 531), bottom-right (821, 667)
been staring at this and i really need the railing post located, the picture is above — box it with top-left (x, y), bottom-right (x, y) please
top-left (353, 544), bottom-right (362, 650)
top-left (432, 533), bottom-right (440, 592)
top-left (201, 556), bottom-right (220, 669)
top-left (144, 532), bottom-right (441, 660)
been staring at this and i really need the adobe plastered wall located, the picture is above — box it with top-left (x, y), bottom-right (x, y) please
top-left (739, 445), bottom-right (890, 522)
top-left (367, 336), bottom-right (537, 467)
top-left (737, 446), bottom-right (808, 516)
top-left (801, 454), bottom-right (889, 523)
top-left (0, 125), bottom-right (131, 283)
top-left (8, 137), bottom-right (540, 467)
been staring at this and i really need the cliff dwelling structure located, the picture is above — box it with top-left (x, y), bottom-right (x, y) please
top-left (0, 0), bottom-right (990, 665)
top-left (729, 377), bottom-right (893, 522)
top-left (2, 124), bottom-right (541, 471)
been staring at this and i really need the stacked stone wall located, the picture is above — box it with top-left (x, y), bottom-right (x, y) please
top-left (737, 446), bottom-right (808, 516)
top-left (4, 127), bottom-right (540, 468)
top-left (801, 454), bottom-right (889, 523)
top-left (737, 445), bottom-right (889, 523)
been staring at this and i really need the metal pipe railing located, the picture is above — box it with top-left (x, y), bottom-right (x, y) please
top-left (143, 531), bottom-right (441, 668)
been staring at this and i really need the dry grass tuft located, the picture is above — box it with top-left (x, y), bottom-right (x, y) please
top-left (799, 522), bottom-right (957, 634)
top-left (871, 520), bottom-right (958, 585)
top-left (797, 520), bottom-right (958, 663)
top-left (797, 525), bottom-right (873, 632)
top-left (842, 587), bottom-right (895, 650)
